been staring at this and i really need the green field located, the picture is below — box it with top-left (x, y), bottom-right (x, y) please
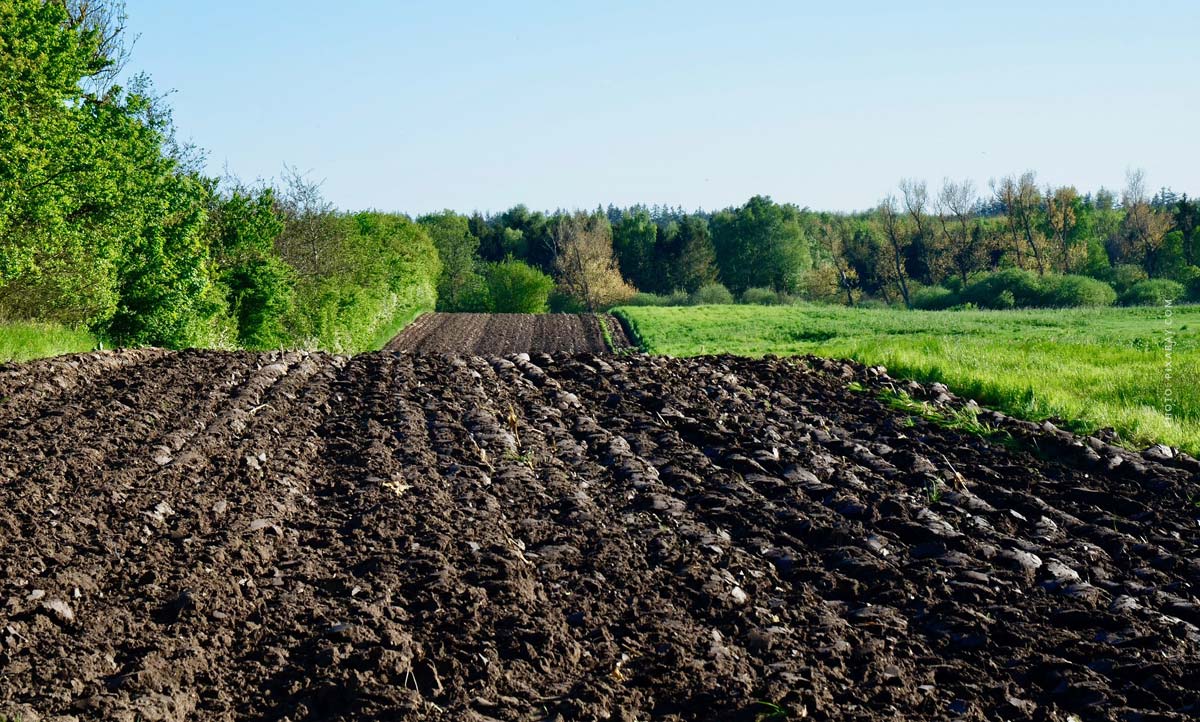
top-left (0, 322), bottom-right (98, 363)
top-left (616, 304), bottom-right (1200, 456)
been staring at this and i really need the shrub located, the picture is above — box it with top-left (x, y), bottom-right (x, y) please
top-left (548, 288), bottom-right (585, 313)
top-left (911, 285), bottom-right (959, 310)
top-left (1175, 266), bottom-right (1200, 302)
top-left (485, 259), bottom-right (554, 313)
top-left (664, 290), bottom-right (691, 306)
top-left (797, 266), bottom-right (846, 304)
top-left (1119, 279), bottom-right (1184, 307)
top-left (1038, 275), bottom-right (1117, 308)
top-left (1106, 264), bottom-right (1149, 295)
top-left (625, 292), bottom-right (670, 307)
top-left (222, 256), bottom-right (296, 349)
top-left (284, 213), bottom-right (440, 353)
top-left (623, 290), bottom-right (690, 307)
top-left (690, 282), bottom-right (734, 305)
top-left (741, 287), bottom-right (783, 305)
top-left (961, 269), bottom-right (1041, 309)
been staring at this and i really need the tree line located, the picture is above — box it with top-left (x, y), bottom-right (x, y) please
top-left (427, 175), bottom-right (1199, 314)
top-left (3, 1), bottom-right (1197, 356)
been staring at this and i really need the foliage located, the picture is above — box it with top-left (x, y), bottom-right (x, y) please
top-left (553, 212), bottom-right (635, 310)
top-left (742, 287), bottom-right (786, 305)
top-left (104, 171), bottom-right (218, 348)
top-left (624, 290), bottom-right (691, 307)
top-left (1180, 266), bottom-right (1200, 302)
top-left (910, 285), bottom-right (958, 310)
top-left (690, 282), bottom-right (734, 305)
top-left (960, 269), bottom-right (1043, 309)
top-left (617, 303), bottom-right (1200, 455)
top-left (1119, 279), bottom-right (1184, 307)
top-left (483, 258), bottom-right (554, 313)
top-left (1103, 264), bottom-right (1150, 294)
top-left (419, 210), bottom-right (484, 311)
top-left (208, 187), bottom-right (293, 348)
top-left (1037, 274), bottom-right (1117, 308)
top-left (710, 195), bottom-right (811, 294)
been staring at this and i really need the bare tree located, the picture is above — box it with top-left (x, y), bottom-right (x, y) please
top-left (1014, 171), bottom-right (1047, 274)
top-left (56, 0), bottom-right (137, 94)
top-left (1119, 169), bottom-right (1171, 272)
top-left (937, 178), bottom-right (979, 283)
top-left (990, 173), bottom-right (1047, 272)
top-left (877, 196), bottom-right (912, 308)
top-left (899, 179), bottom-right (929, 236)
top-left (273, 166), bottom-right (342, 278)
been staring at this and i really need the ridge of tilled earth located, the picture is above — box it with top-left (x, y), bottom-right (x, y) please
top-left (386, 313), bottom-right (632, 355)
top-left (0, 349), bottom-right (1197, 722)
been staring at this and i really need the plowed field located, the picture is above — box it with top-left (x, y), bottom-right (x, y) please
top-left (0, 348), bottom-right (1197, 721)
top-left (386, 313), bottom-right (631, 355)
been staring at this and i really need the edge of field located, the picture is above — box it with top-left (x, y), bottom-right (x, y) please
top-left (614, 304), bottom-right (1200, 456)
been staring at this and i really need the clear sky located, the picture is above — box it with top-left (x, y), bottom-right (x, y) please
top-left (123, 0), bottom-right (1198, 215)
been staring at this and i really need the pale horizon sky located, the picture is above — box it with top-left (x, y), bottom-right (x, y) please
top-left (124, 0), bottom-right (1198, 215)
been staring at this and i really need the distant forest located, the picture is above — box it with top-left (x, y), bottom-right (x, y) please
top-left (2, 0), bottom-right (1196, 352)
top-left (428, 175), bottom-right (1198, 313)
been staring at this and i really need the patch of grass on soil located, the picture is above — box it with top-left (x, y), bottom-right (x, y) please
top-left (0, 321), bottom-right (97, 363)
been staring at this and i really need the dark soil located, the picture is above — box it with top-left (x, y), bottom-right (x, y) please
top-left (0, 349), bottom-right (1197, 721)
top-left (386, 313), bottom-right (631, 355)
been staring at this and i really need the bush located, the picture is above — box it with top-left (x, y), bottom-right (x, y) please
top-left (1119, 279), bottom-right (1184, 307)
top-left (548, 288), bottom-right (585, 313)
top-left (1105, 264), bottom-right (1149, 295)
top-left (690, 282), bottom-right (734, 305)
top-left (623, 290), bottom-right (693, 307)
top-left (741, 287), bottom-right (783, 305)
top-left (485, 259), bottom-right (554, 313)
top-left (221, 256), bottom-right (296, 349)
top-left (1175, 266), bottom-right (1200, 302)
top-left (1038, 275), bottom-right (1117, 308)
top-left (284, 213), bottom-right (440, 353)
top-left (961, 269), bottom-right (1041, 309)
top-left (796, 266), bottom-right (846, 304)
top-left (624, 292), bottom-right (669, 307)
top-left (911, 285), bottom-right (959, 310)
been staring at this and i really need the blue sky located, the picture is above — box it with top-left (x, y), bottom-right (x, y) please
top-left (124, 1), bottom-right (1198, 214)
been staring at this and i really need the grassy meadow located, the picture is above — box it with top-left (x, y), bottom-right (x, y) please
top-left (0, 322), bottom-right (98, 363)
top-left (615, 304), bottom-right (1200, 456)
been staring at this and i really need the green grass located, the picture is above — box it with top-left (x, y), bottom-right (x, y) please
top-left (0, 321), bottom-right (98, 363)
top-left (616, 304), bottom-right (1200, 455)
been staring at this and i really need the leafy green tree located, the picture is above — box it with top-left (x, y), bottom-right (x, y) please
top-left (208, 188), bottom-right (294, 348)
top-left (612, 208), bottom-right (658, 291)
top-left (0, 0), bottom-right (117, 322)
top-left (418, 210), bottom-right (484, 311)
top-left (106, 173), bottom-right (216, 347)
top-left (661, 215), bottom-right (717, 294)
top-left (710, 196), bottom-right (811, 294)
top-left (1173, 195), bottom-right (1199, 265)
top-left (484, 258), bottom-right (554, 313)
